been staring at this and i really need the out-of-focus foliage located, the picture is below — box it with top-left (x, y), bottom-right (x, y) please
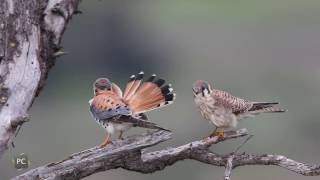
top-left (2, 0), bottom-right (320, 179)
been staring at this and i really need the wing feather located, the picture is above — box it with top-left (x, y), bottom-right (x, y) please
top-left (212, 89), bottom-right (253, 113)
top-left (90, 93), bottom-right (132, 121)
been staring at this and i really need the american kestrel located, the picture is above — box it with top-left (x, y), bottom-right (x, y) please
top-left (89, 72), bottom-right (175, 148)
top-left (192, 80), bottom-right (286, 138)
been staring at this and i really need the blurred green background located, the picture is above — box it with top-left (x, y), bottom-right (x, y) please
top-left (2, 0), bottom-right (320, 179)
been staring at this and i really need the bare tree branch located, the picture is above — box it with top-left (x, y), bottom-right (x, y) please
top-left (0, 0), bottom-right (81, 159)
top-left (12, 129), bottom-right (320, 180)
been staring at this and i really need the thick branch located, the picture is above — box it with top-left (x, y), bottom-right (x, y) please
top-left (0, 0), bottom-right (80, 159)
top-left (13, 129), bottom-right (320, 180)
top-left (12, 130), bottom-right (173, 180)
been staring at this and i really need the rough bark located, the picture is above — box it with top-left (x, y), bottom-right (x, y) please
top-left (12, 129), bottom-right (320, 180)
top-left (0, 0), bottom-right (80, 159)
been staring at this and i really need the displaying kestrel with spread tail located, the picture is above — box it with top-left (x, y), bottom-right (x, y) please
top-left (89, 72), bottom-right (175, 148)
top-left (192, 80), bottom-right (286, 138)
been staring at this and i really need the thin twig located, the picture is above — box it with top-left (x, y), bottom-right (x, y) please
top-left (232, 134), bottom-right (254, 154)
top-left (224, 155), bottom-right (234, 180)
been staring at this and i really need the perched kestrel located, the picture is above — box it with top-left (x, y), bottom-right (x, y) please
top-left (89, 72), bottom-right (175, 148)
top-left (192, 80), bottom-right (286, 138)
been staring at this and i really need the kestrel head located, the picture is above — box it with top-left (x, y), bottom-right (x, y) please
top-left (192, 80), bottom-right (212, 96)
top-left (93, 78), bottom-right (112, 94)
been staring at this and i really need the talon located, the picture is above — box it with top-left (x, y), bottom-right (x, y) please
top-left (206, 130), bottom-right (224, 139)
top-left (100, 134), bottom-right (112, 148)
top-left (216, 131), bottom-right (225, 138)
top-left (99, 140), bottom-right (111, 148)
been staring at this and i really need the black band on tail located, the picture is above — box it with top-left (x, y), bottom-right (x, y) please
top-left (135, 71), bottom-right (144, 80)
top-left (154, 79), bottom-right (165, 87)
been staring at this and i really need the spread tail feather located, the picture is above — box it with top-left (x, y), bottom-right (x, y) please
top-left (123, 73), bottom-right (175, 114)
top-left (123, 71), bottom-right (144, 101)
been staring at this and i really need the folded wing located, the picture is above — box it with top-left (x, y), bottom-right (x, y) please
top-left (90, 93), bottom-right (132, 120)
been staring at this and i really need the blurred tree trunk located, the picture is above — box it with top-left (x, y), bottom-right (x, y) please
top-left (0, 0), bottom-right (80, 159)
